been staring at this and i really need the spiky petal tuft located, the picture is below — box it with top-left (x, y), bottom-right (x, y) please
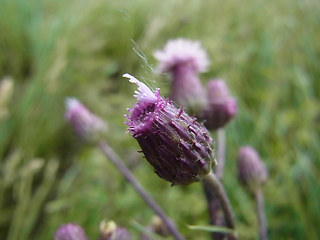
top-left (154, 38), bottom-right (209, 73)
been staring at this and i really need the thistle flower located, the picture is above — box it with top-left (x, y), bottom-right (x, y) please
top-left (99, 221), bottom-right (132, 240)
top-left (237, 146), bottom-right (268, 193)
top-left (154, 38), bottom-right (209, 73)
top-left (124, 73), bottom-right (215, 185)
top-left (154, 38), bottom-right (209, 113)
top-left (65, 98), bottom-right (106, 142)
top-left (54, 223), bottom-right (89, 240)
top-left (201, 79), bottom-right (237, 130)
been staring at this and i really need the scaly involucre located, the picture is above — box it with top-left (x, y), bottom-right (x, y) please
top-left (124, 73), bottom-right (215, 185)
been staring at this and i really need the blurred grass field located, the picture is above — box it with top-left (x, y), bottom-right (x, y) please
top-left (0, 0), bottom-right (320, 239)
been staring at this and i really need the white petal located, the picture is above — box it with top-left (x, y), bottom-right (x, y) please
top-left (123, 73), bottom-right (157, 103)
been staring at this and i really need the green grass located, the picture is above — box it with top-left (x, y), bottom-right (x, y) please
top-left (0, 0), bottom-right (320, 239)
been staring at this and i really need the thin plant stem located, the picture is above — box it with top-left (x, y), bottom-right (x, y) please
top-left (98, 141), bottom-right (185, 240)
top-left (255, 188), bottom-right (268, 240)
top-left (202, 181), bottom-right (224, 240)
top-left (202, 128), bottom-right (227, 240)
top-left (203, 172), bottom-right (237, 239)
top-left (216, 128), bottom-right (226, 180)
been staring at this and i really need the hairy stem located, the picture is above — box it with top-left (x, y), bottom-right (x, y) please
top-left (255, 188), bottom-right (268, 240)
top-left (98, 141), bottom-right (185, 240)
top-left (203, 172), bottom-right (237, 239)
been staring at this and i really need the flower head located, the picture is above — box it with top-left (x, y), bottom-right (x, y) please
top-left (154, 38), bottom-right (209, 73)
top-left (65, 98), bottom-right (106, 141)
top-left (99, 221), bottom-right (132, 240)
top-left (124, 73), bottom-right (215, 185)
top-left (201, 79), bottom-right (237, 130)
top-left (154, 39), bottom-right (209, 113)
top-left (54, 223), bottom-right (88, 240)
top-left (237, 146), bottom-right (268, 193)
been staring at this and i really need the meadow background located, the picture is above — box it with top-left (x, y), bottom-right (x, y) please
top-left (0, 0), bottom-right (320, 239)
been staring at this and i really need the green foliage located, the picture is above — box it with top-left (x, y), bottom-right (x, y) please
top-left (0, 0), bottom-right (319, 239)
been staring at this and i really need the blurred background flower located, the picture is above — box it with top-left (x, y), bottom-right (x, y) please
top-left (54, 223), bottom-right (89, 240)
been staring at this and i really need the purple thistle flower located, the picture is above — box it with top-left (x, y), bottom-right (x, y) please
top-left (124, 73), bottom-right (215, 185)
top-left (154, 39), bottom-right (209, 73)
top-left (237, 146), bottom-right (268, 192)
top-left (154, 38), bottom-right (209, 113)
top-left (99, 221), bottom-right (132, 240)
top-left (65, 98), bottom-right (106, 141)
top-left (54, 223), bottom-right (89, 240)
top-left (201, 79), bottom-right (237, 130)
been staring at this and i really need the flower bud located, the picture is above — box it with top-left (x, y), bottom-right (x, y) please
top-left (54, 223), bottom-right (89, 240)
top-left (201, 79), bottom-right (237, 130)
top-left (207, 80), bottom-right (230, 101)
top-left (237, 146), bottom-right (268, 192)
top-left (99, 221), bottom-right (132, 240)
top-left (65, 98), bottom-right (106, 142)
top-left (154, 38), bottom-right (209, 113)
top-left (124, 73), bottom-right (215, 185)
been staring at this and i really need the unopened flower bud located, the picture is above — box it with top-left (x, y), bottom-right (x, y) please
top-left (65, 98), bottom-right (106, 142)
top-left (54, 223), bottom-right (89, 240)
top-left (237, 146), bottom-right (268, 193)
top-left (207, 80), bottom-right (229, 101)
top-left (201, 79), bottom-right (237, 130)
top-left (99, 221), bottom-right (132, 240)
top-left (154, 38), bottom-right (209, 113)
top-left (124, 73), bottom-right (215, 185)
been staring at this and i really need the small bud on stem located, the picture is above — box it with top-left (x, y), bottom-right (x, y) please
top-left (65, 98), bottom-right (106, 142)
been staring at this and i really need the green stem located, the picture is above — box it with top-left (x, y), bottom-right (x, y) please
top-left (255, 188), bottom-right (268, 240)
